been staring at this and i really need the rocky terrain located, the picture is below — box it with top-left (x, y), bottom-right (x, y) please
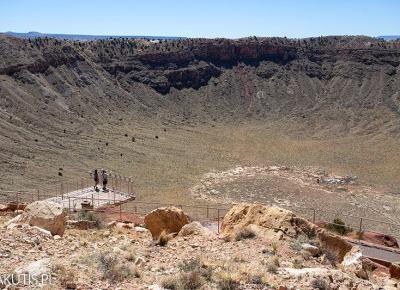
top-left (2, 34), bottom-right (400, 247)
top-left (1, 201), bottom-right (400, 289)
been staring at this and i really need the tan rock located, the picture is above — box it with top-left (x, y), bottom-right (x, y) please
top-left (18, 201), bottom-right (66, 236)
top-left (144, 207), bottom-right (190, 240)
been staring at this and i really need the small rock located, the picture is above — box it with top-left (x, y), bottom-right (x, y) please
top-left (134, 226), bottom-right (148, 233)
top-left (135, 257), bottom-right (146, 266)
top-left (65, 281), bottom-right (77, 289)
top-left (103, 230), bottom-right (111, 237)
top-left (53, 235), bottom-right (61, 240)
top-left (301, 243), bottom-right (320, 256)
top-left (107, 221), bottom-right (117, 228)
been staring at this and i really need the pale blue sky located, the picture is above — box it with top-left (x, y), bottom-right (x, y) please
top-left (0, 0), bottom-right (399, 38)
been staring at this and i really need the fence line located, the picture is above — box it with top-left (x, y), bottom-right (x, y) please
top-left (1, 188), bottom-right (400, 238)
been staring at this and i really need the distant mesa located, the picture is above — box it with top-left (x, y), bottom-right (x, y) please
top-left (377, 35), bottom-right (400, 41)
top-left (3, 31), bottom-right (186, 41)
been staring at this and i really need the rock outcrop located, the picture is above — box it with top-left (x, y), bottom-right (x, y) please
top-left (221, 203), bottom-right (302, 239)
top-left (317, 229), bottom-right (353, 262)
top-left (10, 201), bottom-right (66, 236)
top-left (144, 207), bottom-right (190, 239)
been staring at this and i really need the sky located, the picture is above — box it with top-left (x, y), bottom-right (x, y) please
top-left (0, 0), bottom-right (399, 39)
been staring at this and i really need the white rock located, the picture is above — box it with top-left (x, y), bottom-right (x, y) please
top-left (5, 214), bottom-right (23, 227)
top-left (148, 285), bottom-right (165, 290)
top-left (15, 258), bottom-right (51, 280)
top-left (301, 243), bottom-right (320, 256)
top-left (134, 226), bottom-right (149, 233)
top-left (32, 226), bottom-right (53, 237)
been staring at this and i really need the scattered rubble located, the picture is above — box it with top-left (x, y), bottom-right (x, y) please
top-left (0, 203), bottom-right (398, 289)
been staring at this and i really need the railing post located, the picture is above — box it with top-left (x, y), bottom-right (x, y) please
top-left (61, 183), bottom-right (64, 200)
top-left (359, 218), bottom-right (363, 238)
top-left (206, 205), bottom-right (209, 218)
top-left (217, 208), bottom-right (220, 234)
top-left (16, 192), bottom-right (19, 210)
top-left (312, 208), bottom-right (316, 224)
top-left (91, 194), bottom-right (94, 208)
top-left (37, 189), bottom-right (40, 201)
top-left (119, 204), bottom-right (122, 222)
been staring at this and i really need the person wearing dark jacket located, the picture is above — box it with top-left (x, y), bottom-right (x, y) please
top-left (101, 169), bottom-right (108, 191)
top-left (91, 169), bottom-right (99, 191)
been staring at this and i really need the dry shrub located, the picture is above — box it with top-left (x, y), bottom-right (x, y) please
top-left (156, 230), bottom-right (174, 246)
top-left (77, 210), bottom-right (104, 228)
top-left (161, 271), bottom-right (203, 290)
top-left (265, 256), bottom-right (280, 273)
top-left (98, 251), bottom-right (138, 282)
top-left (216, 272), bottom-right (240, 290)
top-left (234, 228), bottom-right (256, 241)
top-left (310, 277), bottom-right (329, 290)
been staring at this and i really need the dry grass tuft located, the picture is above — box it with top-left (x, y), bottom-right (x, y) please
top-left (234, 228), bottom-right (256, 241)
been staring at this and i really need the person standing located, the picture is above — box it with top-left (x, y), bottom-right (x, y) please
top-left (90, 169), bottom-right (100, 191)
top-left (101, 169), bottom-right (108, 191)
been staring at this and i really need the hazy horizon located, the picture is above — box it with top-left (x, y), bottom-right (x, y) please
top-left (1, 0), bottom-right (399, 39)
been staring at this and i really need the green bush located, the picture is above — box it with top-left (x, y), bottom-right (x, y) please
top-left (77, 210), bottom-right (103, 228)
top-left (325, 218), bottom-right (352, 235)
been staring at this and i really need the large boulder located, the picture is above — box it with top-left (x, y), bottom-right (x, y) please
top-left (15, 201), bottom-right (66, 236)
top-left (144, 207), bottom-right (190, 239)
top-left (220, 203), bottom-right (302, 240)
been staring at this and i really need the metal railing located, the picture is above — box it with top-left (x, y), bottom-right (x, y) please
top-left (1, 188), bottom-right (400, 239)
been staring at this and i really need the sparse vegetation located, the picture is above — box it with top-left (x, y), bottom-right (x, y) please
top-left (161, 271), bottom-right (203, 290)
top-left (323, 250), bottom-right (338, 267)
top-left (265, 256), bottom-right (280, 273)
top-left (156, 230), bottom-right (172, 246)
top-left (51, 263), bottom-right (75, 288)
top-left (216, 272), bottom-right (240, 290)
top-left (178, 258), bottom-right (212, 282)
top-left (98, 251), bottom-right (138, 282)
top-left (77, 210), bottom-right (103, 228)
top-left (271, 242), bottom-right (278, 255)
top-left (310, 277), bottom-right (329, 290)
top-left (234, 227), bottom-right (256, 241)
top-left (293, 258), bottom-right (303, 269)
top-left (290, 234), bottom-right (309, 252)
